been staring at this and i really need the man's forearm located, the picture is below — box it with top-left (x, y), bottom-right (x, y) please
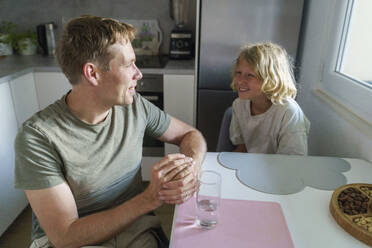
top-left (52, 192), bottom-right (159, 248)
top-left (178, 129), bottom-right (207, 174)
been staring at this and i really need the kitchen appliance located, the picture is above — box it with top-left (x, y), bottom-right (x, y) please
top-left (169, 0), bottom-right (193, 59)
top-left (36, 23), bottom-right (56, 56)
top-left (197, 0), bottom-right (305, 151)
top-left (136, 74), bottom-right (165, 156)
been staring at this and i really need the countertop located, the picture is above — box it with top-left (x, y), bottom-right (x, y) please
top-left (0, 55), bottom-right (195, 84)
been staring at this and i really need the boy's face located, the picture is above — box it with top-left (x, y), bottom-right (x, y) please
top-left (234, 59), bottom-right (265, 102)
top-left (97, 39), bottom-right (143, 106)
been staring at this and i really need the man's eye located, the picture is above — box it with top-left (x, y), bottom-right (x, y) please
top-left (235, 71), bottom-right (242, 75)
top-left (124, 61), bottom-right (136, 68)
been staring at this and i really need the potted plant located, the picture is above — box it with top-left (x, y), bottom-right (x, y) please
top-left (13, 30), bottom-right (38, 55)
top-left (0, 21), bottom-right (16, 56)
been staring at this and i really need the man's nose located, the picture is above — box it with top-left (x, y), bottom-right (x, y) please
top-left (134, 64), bottom-right (143, 80)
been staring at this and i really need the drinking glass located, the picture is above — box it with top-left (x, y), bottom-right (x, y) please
top-left (196, 170), bottom-right (221, 229)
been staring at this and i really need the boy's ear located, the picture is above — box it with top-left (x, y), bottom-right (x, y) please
top-left (82, 62), bottom-right (100, 86)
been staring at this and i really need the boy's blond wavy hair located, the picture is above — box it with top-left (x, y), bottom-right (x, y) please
top-left (56, 15), bottom-right (136, 85)
top-left (231, 42), bottom-right (297, 104)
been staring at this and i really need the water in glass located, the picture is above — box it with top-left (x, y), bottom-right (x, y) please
top-left (196, 198), bottom-right (218, 229)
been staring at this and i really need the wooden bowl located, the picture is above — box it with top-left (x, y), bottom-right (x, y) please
top-left (330, 183), bottom-right (372, 246)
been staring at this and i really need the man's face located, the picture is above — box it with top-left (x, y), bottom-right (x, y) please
top-left (98, 39), bottom-right (142, 106)
top-left (234, 58), bottom-right (265, 102)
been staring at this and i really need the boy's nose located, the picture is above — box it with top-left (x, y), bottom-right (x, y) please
top-left (236, 77), bottom-right (245, 85)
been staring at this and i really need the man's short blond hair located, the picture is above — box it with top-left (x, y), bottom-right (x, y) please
top-left (231, 42), bottom-right (297, 104)
top-left (56, 15), bottom-right (136, 85)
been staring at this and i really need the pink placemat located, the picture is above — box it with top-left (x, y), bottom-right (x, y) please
top-left (170, 197), bottom-right (294, 248)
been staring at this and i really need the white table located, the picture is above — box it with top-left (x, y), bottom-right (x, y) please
top-left (170, 153), bottom-right (372, 248)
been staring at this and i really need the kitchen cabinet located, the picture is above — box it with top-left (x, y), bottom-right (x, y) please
top-left (164, 74), bottom-right (195, 154)
top-left (9, 72), bottom-right (39, 127)
top-left (34, 72), bottom-right (71, 110)
top-left (0, 81), bottom-right (28, 236)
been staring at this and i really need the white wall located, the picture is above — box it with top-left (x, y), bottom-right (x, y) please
top-left (297, 0), bottom-right (372, 162)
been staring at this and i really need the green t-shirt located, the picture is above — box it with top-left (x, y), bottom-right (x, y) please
top-left (14, 92), bottom-right (170, 241)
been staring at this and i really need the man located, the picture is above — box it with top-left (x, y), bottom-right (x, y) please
top-left (14, 15), bottom-right (206, 248)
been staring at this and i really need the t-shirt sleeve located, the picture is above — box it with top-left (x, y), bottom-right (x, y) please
top-left (138, 94), bottom-right (171, 138)
top-left (14, 124), bottom-right (66, 190)
top-left (277, 103), bottom-right (310, 155)
top-left (229, 104), bottom-right (245, 145)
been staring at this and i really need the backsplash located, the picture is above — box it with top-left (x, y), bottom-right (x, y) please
top-left (0, 0), bottom-right (196, 55)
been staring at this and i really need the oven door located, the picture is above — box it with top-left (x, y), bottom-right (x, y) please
top-left (136, 74), bottom-right (165, 157)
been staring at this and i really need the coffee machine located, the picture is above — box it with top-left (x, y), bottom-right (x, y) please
top-left (169, 0), bottom-right (193, 59)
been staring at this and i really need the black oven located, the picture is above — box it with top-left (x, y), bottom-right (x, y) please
top-left (136, 74), bottom-right (164, 157)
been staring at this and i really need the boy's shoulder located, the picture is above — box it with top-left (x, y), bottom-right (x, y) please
top-left (276, 98), bottom-right (308, 124)
top-left (274, 98), bottom-right (301, 112)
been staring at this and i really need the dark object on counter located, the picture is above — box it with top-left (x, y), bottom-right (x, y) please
top-left (169, 29), bottom-right (193, 60)
top-left (169, 0), bottom-right (193, 59)
top-left (36, 23), bottom-right (56, 56)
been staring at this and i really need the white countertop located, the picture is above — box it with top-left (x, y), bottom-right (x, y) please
top-left (171, 152), bottom-right (372, 248)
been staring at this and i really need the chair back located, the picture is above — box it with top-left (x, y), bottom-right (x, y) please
top-left (216, 107), bottom-right (235, 152)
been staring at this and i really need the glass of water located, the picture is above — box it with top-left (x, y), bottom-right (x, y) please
top-left (196, 170), bottom-right (221, 229)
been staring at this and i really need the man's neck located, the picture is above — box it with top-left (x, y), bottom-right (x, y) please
top-left (66, 86), bottom-right (111, 125)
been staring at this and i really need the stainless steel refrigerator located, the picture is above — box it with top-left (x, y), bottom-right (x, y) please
top-left (196, 0), bottom-right (305, 151)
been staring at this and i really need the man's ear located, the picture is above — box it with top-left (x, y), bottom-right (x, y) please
top-left (82, 62), bottom-right (100, 86)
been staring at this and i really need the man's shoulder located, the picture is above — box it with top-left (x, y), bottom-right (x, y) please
top-left (129, 92), bottom-right (163, 115)
top-left (20, 98), bottom-right (67, 136)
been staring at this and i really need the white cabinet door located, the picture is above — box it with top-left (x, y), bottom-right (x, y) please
top-left (34, 72), bottom-right (71, 110)
top-left (0, 82), bottom-right (28, 236)
top-left (163, 74), bottom-right (195, 154)
top-left (10, 72), bottom-right (40, 127)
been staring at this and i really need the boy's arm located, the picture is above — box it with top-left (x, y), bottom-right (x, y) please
top-left (233, 144), bottom-right (247, 152)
